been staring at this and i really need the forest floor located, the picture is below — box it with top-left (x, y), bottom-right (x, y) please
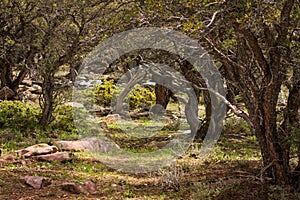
top-left (0, 118), bottom-right (299, 200)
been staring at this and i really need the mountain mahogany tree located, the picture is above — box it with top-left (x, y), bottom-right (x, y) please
top-left (135, 0), bottom-right (300, 184)
top-left (0, 0), bottom-right (137, 127)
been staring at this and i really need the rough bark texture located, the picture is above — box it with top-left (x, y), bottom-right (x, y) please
top-left (155, 84), bottom-right (173, 109)
top-left (39, 75), bottom-right (55, 127)
top-left (0, 62), bottom-right (30, 100)
top-left (200, 0), bottom-right (297, 184)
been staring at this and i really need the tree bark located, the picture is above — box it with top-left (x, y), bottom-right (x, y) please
top-left (39, 74), bottom-right (55, 127)
top-left (0, 60), bottom-right (30, 100)
top-left (247, 87), bottom-right (290, 184)
top-left (154, 84), bottom-right (173, 109)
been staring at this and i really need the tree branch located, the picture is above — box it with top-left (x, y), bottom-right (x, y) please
top-left (238, 27), bottom-right (270, 76)
top-left (195, 85), bottom-right (254, 132)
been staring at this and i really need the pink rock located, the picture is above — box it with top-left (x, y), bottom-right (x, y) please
top-left (22, 175), bottom-right (50, 189)
top-left (53, 140), bottom-right (86, 152)
top-left (103, 114), bottom-right (121, 122)
top-left (61, 181), bottom-right (97, 194)
top-left (35, 152), bottom-right (73, 162)
top-left (1, 154), bottom-right (15, 161)
top-left (54, 137), bottom-right (119, 153)
top-left (16, 143), bottom-right (58, 158)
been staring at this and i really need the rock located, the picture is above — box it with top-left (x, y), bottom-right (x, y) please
top-left (0, 86), bottom-right (15, 100)
top-left (35, 152), bottom-right (73, 162)
top-left (64, 102), bottom-right (84, 108)
top-left (104, 114), bottom-right (121, 122)
top-left (0, 154), bottom-right (16, 165)
top-left (53, 140), bottom-right (86, 152)
top-left (54, 137), bottom-right (119, 153)
top-left (21, 79), bottom-right (33, 87)
top-left (22, 175), bottom-right (51, 189)
top-left (1, 154), bottom-right (15, 161)
top-left (80, 137), bottom-right (120, 153)
top-left (16, 143), bottom-right (58, 158)
top-left (61, 181), bottom-right (97, 194)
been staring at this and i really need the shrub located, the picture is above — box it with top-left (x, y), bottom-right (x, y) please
top-left (94, 79), bottom-right (116, 107)
top-left (50, 104), bottom-right (100, 138)
top-left (0, 100), bottom-right (40, 131)
top-left (50, 104), bottom-right (76, 134)
top-left (128, 85), bottom-right (155, 110)
top-left (94, 79), bottom-right (155, 111)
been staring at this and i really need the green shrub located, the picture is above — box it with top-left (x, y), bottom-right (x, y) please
top-left (94, 79), bottom-right (116, 107)
top-left (50, 104), bottom-right (100, 138)
top-left (0, 100), bottom-right (40, 131)
top-left (128, 85), bottom-right (156, 110)
top-left (50, 104), bottom-right (76, 134)
top-left (94, 79), bottom-right (155, 111)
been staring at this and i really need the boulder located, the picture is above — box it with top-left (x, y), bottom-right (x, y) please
top-left (80, 137), bottom-right (120, 153)
top-left (34, 152), bottom-right (73, 162)
top-left (16, 143), bottom-right (58, 158)
top-left (53, 140), bottom-right (86, 152)
top-left (54, 137), bottom-right (119, 153)
top-left (61, 181), bottom-right (97, 194)
top-left (21, 175), bottom-right (51, 189)
top-left (0, 86), bottom-right (15, 100)
top-left (103, 114), bottom-right (121, 122)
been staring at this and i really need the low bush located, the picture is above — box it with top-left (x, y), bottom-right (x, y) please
top-left (0, 100), bottom-right (40, 131)
top-left (128, 85), bottom-right (156, 110)
top-left (50, 104), bottom-right (76, 134)
top-left (94, 79), bottom-right (155, 111)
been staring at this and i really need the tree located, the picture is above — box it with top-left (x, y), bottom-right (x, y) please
top-left (135, 0), bottom-right (300, 184)
top-left (0, 0), bottom-right (138, 127)
top-left (201, 0), bottom-right (299, 184)
top-left (0, 0), bottom-right (40, 100)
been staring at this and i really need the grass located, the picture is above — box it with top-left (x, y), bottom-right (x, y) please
top-left (1, 117), bottom-right (300, 199)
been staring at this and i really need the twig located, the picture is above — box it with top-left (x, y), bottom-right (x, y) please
top-left (257, 159), bottom-right (276, 183)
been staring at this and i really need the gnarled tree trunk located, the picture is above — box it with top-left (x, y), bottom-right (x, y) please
top-left (39, 74), bottom-right (55, 127)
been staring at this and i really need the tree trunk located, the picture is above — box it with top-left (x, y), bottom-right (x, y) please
top-left (282, 80), bottom-right (300, 183)
top-left (154, 84), bottom-right (173, 109)
top-left (199, 90), bottom-right (211, 137)
top-left (39, 74), bottom-right (55, 127)
top-left (0, 62), bottom-right (30, 100)
top-left (248, 97), bottom-right (290, 184)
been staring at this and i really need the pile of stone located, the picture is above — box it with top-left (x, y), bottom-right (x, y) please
top-left (15, 143), bottom-right (73, 162)
top-left (0, 139), bottom-right (108, 193)
top-left (18, 79), bottom-right (42, 101)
